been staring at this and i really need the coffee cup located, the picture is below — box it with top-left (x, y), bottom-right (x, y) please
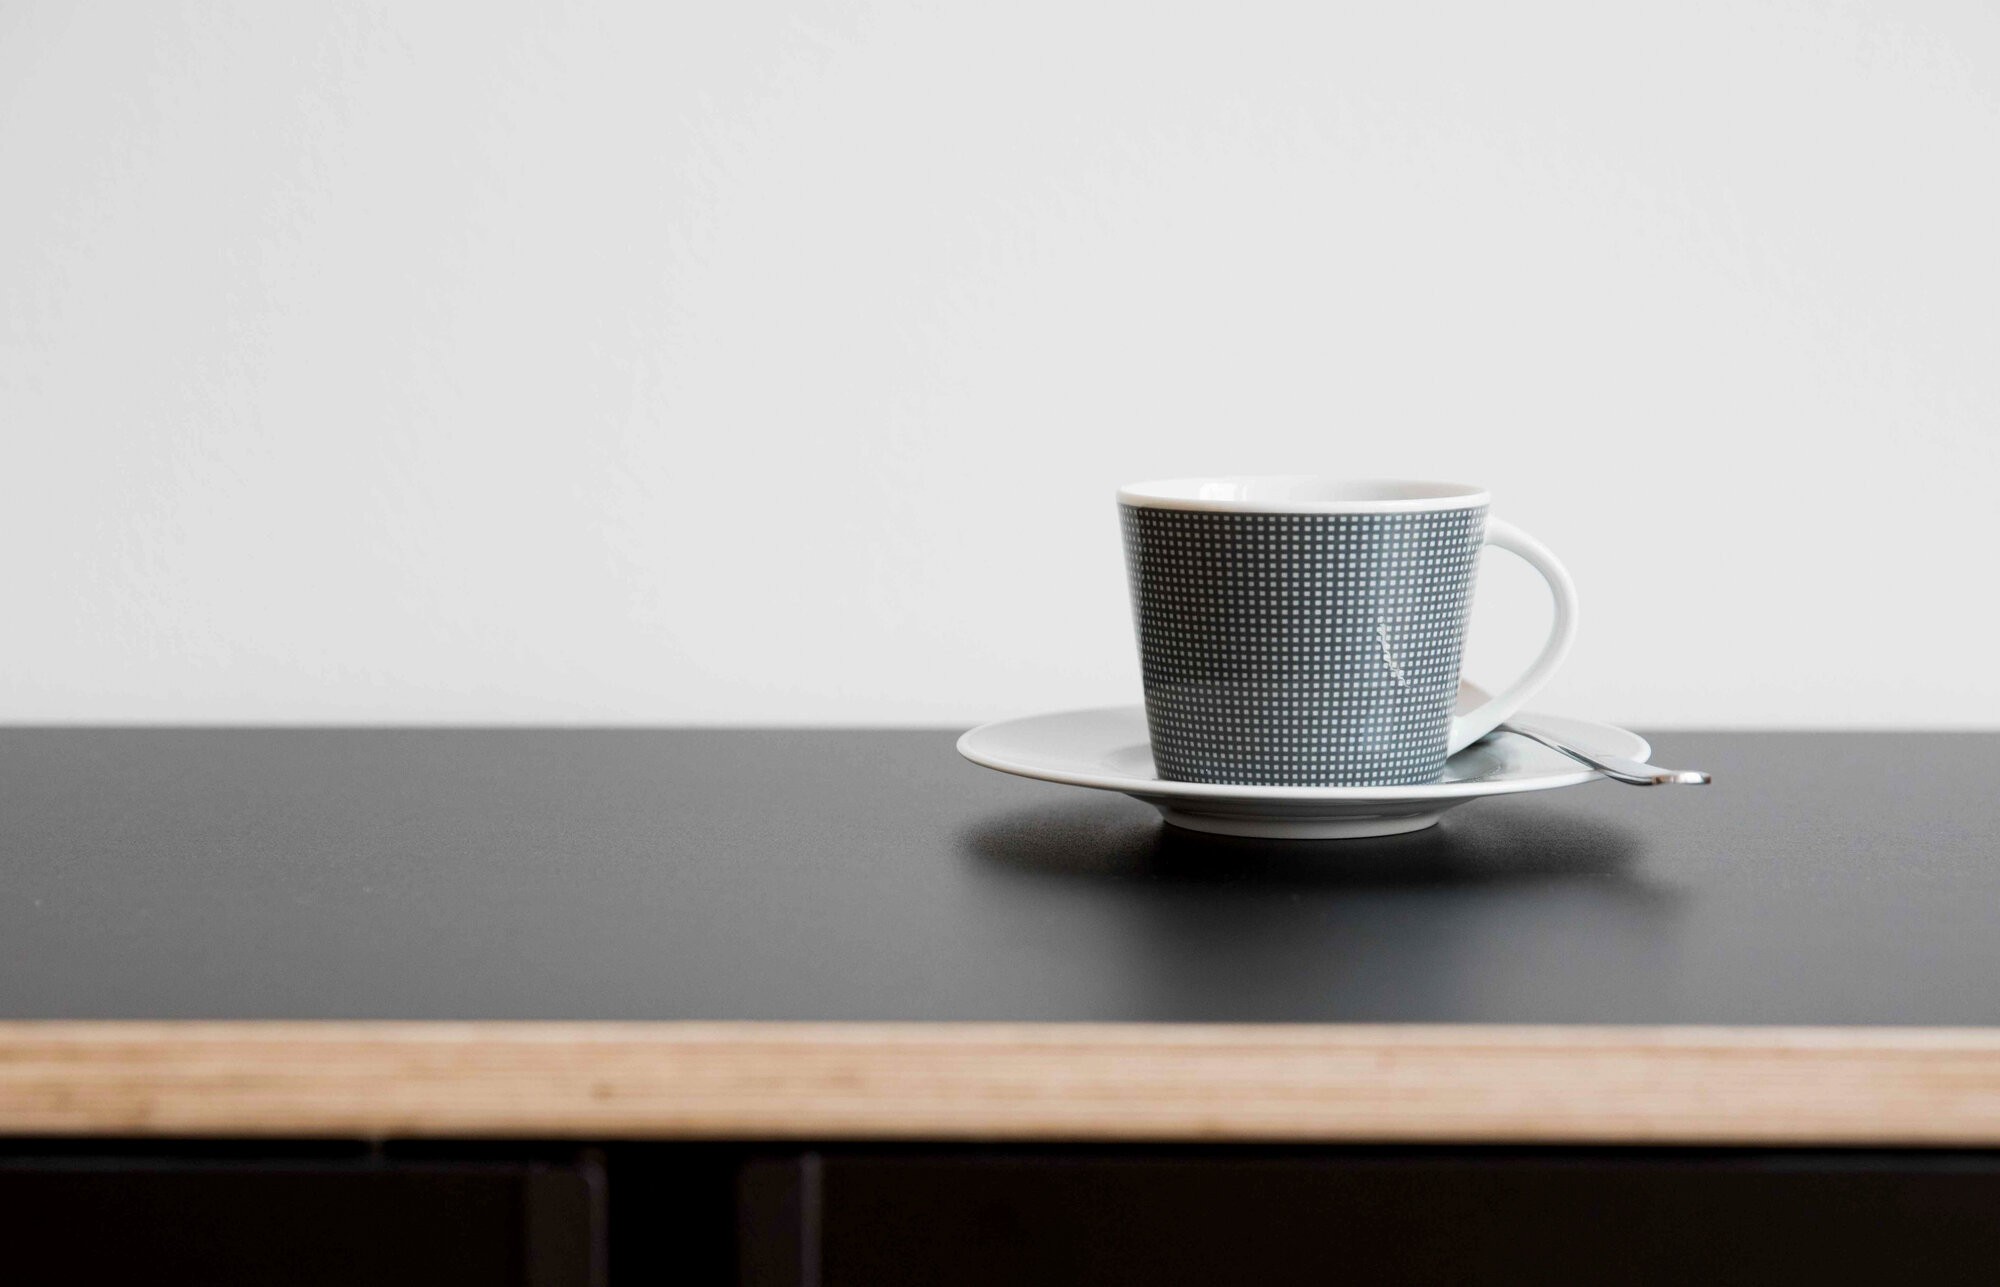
top-left (1118, 477), bottom-right (1576, 787)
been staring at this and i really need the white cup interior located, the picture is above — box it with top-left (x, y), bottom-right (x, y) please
top-left (1119, 476), bottom-right (1489, 513)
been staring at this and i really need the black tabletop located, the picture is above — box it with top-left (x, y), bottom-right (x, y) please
top-left (0, 728), bottom-right (1994, 1025)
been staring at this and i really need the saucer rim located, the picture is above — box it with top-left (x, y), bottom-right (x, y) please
top-left (956, 705), bottom-right (1651, 802)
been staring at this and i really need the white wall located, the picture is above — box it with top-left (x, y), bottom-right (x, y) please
top-left (3, 1), bottom-right (1996, 727)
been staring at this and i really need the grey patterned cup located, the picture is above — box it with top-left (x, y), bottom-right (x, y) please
top-left (1119, 478), bottom-right (1577, 788)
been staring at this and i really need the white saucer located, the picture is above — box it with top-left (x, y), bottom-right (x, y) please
top-left (956, 703), bottom-right (1649, 840)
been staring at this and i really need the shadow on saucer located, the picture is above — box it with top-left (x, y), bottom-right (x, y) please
top-left (958, 794), bottom-right (1647, 889)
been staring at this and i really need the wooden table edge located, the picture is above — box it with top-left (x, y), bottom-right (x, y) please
top-left (4, 1021), bottom-right (2000, 1146)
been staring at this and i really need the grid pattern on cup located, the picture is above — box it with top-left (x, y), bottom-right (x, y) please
top-left (1120, 503), bottom-right (1486, 787)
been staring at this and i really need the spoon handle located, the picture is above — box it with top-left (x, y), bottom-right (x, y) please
top-left (1499, 721), bottom-right (1713, 786)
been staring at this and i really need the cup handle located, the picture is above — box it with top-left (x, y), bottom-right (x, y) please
top-left (1446, 518), bottom-right (1578, 755)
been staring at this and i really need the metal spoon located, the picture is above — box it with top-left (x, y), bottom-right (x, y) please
top-left (1451, 681), bottom-right (1711, 786)
top-left (1496, 720), bottom-right (1712, 786)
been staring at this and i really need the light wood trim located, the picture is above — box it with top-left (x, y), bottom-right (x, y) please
top-left (4, 1022), bottom-right (2000, 1144)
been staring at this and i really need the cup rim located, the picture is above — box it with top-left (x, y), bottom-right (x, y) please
top-left (1118, 476), bottom-right (1490, 514)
